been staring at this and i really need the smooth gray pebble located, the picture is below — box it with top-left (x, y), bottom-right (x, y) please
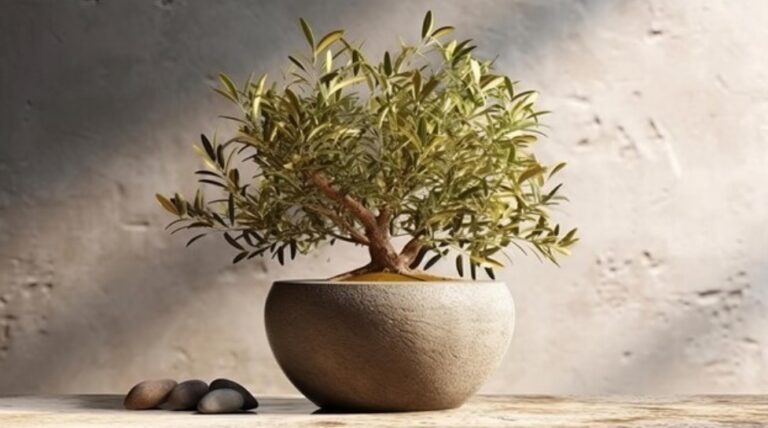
top-left (197, 389), bottom-right (244, 414)
top-left (209, 378), bottom-right (259, 410)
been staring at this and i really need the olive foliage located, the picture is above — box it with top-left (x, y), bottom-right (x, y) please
top-left (157, 12), bottom-right (578, 279)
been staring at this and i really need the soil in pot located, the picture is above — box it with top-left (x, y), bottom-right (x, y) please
top-left (337, 271), bottom-right (455, 282)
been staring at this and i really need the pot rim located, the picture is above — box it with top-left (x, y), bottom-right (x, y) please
top-left (273, 279), bottom-right (505, 286)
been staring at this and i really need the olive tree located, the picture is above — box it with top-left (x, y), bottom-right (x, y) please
top-left (157, 12), bottom-right (577, 280)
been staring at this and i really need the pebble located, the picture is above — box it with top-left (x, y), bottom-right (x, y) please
top-left (197, 388), bottom-right (244, 414)
top-left (123, 379), bottom-right (177, 410)
top-left (161, 379), bottom-right (209, 411)
top-left (209, 378), bottom-right (259, 410)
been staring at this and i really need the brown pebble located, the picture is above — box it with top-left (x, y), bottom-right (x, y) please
top-left (209, 378), bottom-right (259, 410)
top-left (123, 379), bottom-right (177, 410)
top-left (161, 379), bottom-right (209, 410)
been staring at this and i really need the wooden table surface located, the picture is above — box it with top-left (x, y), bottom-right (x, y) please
top-left (0, 394), bottom-right (766, 427)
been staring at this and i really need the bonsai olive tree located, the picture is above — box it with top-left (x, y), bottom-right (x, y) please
top-left (157, 12), bottom-right (577, 280)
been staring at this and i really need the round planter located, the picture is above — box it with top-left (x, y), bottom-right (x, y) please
top-left (264, 280), bottom-right (515, 411)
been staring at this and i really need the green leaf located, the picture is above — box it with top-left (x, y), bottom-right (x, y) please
top-left (518, 165), bottom-right (544, 184)
top-left (484, 267), bottom-right (496, 279)
top-left (198, 179), bottom-right (227, 189)
top-left (420, 77), bottom-right (439, 100)
top-left (169, 223), bottom-right (190, 235)
top-left (328, 76), bottom-right (366, 96)
top-left (242, 231), bottom-right (255, 247)
top-left (228, 193), bottom-right (235, 224)
top-left (542, 183), bottom-right (563, 203)
top-left (417, 117), bottom-right (427, 144)
top-left (250, 74), bottom-right (267, 118)
top-left (164, 218), bottom-right (186, 231)
top-left (155, 194), bottom-right (179, 215)
top-left (224, 232), bottom-right (244, 251)
top-left (451, 43), bottom-right (476, 65)
top-left (383, 51), bottom-right (392, 75)
top-left (421, 10), bottom-right (433, 39)
top-left (219, 115), bottom-right (247, 124)
top-left (216, 144), bottom-right (225, 168)
top-left (455, 254), bottom-right (464, 277)
top-left (299, 18), bottom-right (314, 49)
top-left (325, 49), bottom-right (333, 73)
top-left (218, 73), bottom-right (238, 100)
top-left (480, 75), bottom-right (504, 91)
top-left (284, 89), bottom-right (301, 116)
top-left (352, 49), bottom-right (361, 75)
top-left (470, 59), bottom-right (481, 84)
top-left (483, 256), bottom-right (505, 268)
top-left (409, 247), bottom-right (429, 269)
top-left (232, 251), bottom-right (249, 264)
top-left (319, 70), bottom-right (339, 85)
top-left (200, 134), bottom-right (215, 159)
top-left (423, 254), bottom-right (441, 270)
top-left (251, 97), bottom-right (262, 120)
top-left (510, 90), bottom-right (537, 104)
top-left (549, 162), bottom-right (567, 178)
top-left (504, 76), bottom-right (516, 99)
top-left (228, 168), bottom-right (240, 187)
top-left (412, 71), bottom-right (422, 97)
top-left (254, 73), bottom-right (267, 94)
top-left (187, 221), bottom-right (211, 229)
top-left (315, 30), bottom-right (344, 55)
top-left (560, 228), bottom-right (578, 245)
top-left (211, 213), bottom-right (227, 227)
top-left (173, 194), bottom-right (187, 216)
top-left (213, 87), bottom-right (238, 103)
top-left (430, 26), bottom-right (454, 39)
top-left (185, 233), bottom-right (207, 247)
top-left (288, 55), bottom-right (306, 72)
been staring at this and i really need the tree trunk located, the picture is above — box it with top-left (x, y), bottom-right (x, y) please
top-left (366, 226), bottom-right (411, 274)
top-left (306, 172), bottom-right (423, 279)
top-left (328, 231), bottom-right (419, 281)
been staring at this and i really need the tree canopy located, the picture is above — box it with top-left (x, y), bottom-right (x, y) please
top-left (157, 11), bottom-right (578, 279)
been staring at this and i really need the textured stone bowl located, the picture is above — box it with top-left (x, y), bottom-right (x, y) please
top-left (264, 280), bottom-right (515, 412)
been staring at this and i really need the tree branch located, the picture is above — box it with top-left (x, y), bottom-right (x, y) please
top-left (309, 171), bottom-right (405, 272)
top-left (308, 172), bottom-right (379, 232)
top-left (377, 206), bottom-right (391, 231)
top-left (305, 205), bottom-right (370, 245)
top-left (399, 237), bottom-right (424, 264)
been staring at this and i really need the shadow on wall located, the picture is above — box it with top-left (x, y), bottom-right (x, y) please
top-left (0, 0), bottom-right (625, 393)
top-left (607, 266), bottom-right (767, 393)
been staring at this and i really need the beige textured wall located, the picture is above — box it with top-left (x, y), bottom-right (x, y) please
top-left (1, 0), bottom-right (766, 395)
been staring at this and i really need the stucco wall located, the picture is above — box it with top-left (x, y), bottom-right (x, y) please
top-left (1, 0), bottom-right (766, 395)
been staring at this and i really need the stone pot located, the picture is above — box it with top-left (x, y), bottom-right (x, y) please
top-left (264, 280), bottom-right (515, 411)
